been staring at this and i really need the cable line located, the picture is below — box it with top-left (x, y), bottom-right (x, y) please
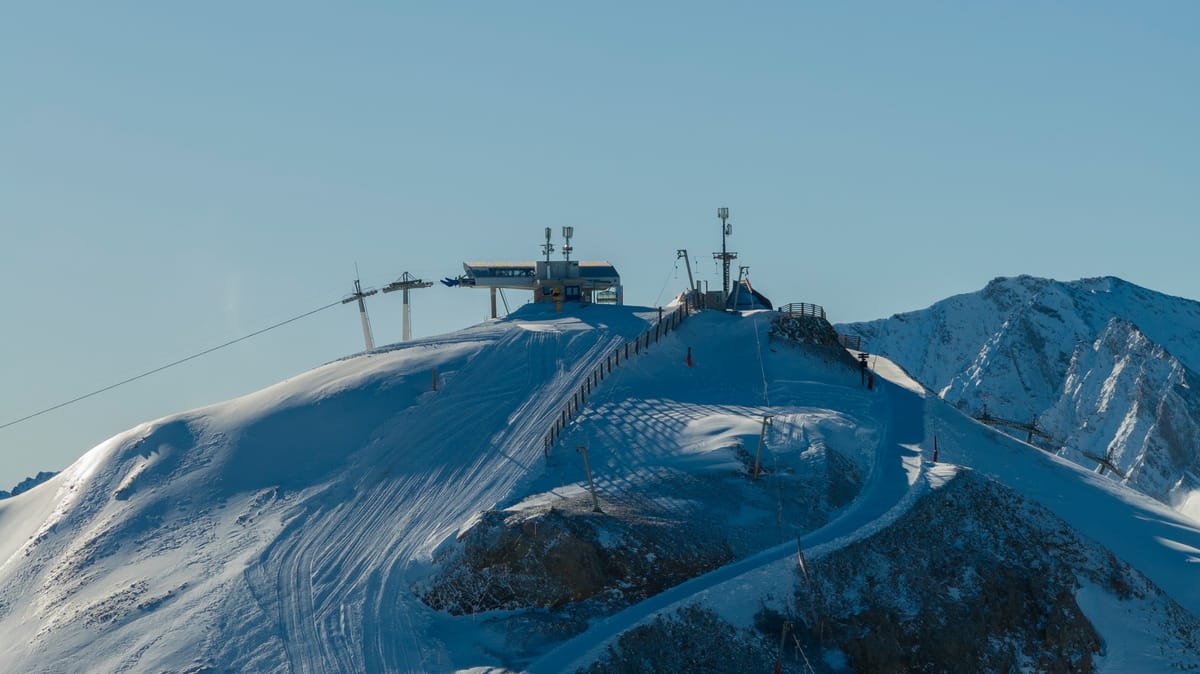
top-left (0, 298), bottom-right (344, 431)
top-left (652, 258), bottom-right (680, 308)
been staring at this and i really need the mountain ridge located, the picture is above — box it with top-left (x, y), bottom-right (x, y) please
top-left (839, 274), bottom-right (1200, 519)
top-left (3, 296), bottom-right (1200, 672)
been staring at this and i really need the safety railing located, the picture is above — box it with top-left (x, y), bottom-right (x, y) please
top-left (837, 334), bottom-right (862, 351)
top-left (778, 302), bottom-right (826, 320)
top-left (543, 301), bottom-right (692, 456)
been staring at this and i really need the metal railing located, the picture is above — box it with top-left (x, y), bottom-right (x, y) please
top-left (778, 302), bottom-right (826, 320)
top-left (837, 334), bottom-right (862, 350)
top-left (543, 302), bottom-right (692, 456)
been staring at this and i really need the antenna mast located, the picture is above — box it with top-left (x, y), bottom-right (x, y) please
top-left (562, 226), bottom-right (574, 261)
top-left (713, 207), bottom-right (737, 304)
top-left (382, 271), bottom-right (434, 341)
top-left (342, 273), bottom-right (378, 351)
top-left (541, 227), bottom-right (555, 262)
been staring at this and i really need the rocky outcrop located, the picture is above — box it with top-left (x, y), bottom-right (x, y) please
top-left (792, 471), bottom-right (1200, 673)
top-left (771, 314), bottom-right (859, 364)
top-left (838, 275), bottom-right (1200, 513)
top-left (420, 502), bottom-right (734, 616)
top-left (569, 471), bottom-right (1200, 674)
top-left (582, 606), bottom-right (775, 674)
top-left (0, 470), bottom-right (57, 500)
top-left (1045, 318), bottom-right (1200, 505)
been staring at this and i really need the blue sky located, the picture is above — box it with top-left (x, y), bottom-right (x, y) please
top-left (2, 2), bottom-right (1197, 487)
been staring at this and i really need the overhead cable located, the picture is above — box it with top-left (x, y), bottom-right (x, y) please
top-left (0, 299), bottom-right (344, 431)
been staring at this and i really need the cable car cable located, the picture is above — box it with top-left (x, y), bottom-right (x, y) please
top-left (0, 298), bottom-right (344, 431)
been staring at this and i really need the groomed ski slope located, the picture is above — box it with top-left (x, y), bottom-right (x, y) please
top-left (0, 303), bottom-right (663, 673)
top-left (2, 301), bottom-right (1199, 673)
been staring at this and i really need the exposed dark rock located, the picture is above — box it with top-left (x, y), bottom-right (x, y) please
top-left (0, 470), bottom-right (57, 500)
top-left (792, 471), bottom-right (1200, 673)
top-left (771, 315), bottom-right (844, 346)
top-left (581, 605), bottom-right (775, 674)
top-left (420, 503), bottom-right (733, 616)
top-left (769, 315), bottom-right (861, 375)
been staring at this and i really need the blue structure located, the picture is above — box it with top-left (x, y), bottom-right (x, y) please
top-left (726, 279), bottom-right (773, 311)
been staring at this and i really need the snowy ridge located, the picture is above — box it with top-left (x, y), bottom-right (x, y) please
top-left (0, 304), bottom-right (663, 672)
top-left (840, 275), bottom-right (1200, 518)
top-left (1, 297), bottom-right (1199, 672)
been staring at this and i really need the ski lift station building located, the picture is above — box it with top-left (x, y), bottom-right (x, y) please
top-left (452, 260), bottom-right (622, 317)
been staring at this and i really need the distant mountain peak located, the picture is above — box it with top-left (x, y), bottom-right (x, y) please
top-left (840, 276), bottom-right (1200, 517)
top-left (0, 470), bottom-right (57, 500)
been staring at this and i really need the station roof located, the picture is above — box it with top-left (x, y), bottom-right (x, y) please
top-left (460, 261), bottom-right (620, 289)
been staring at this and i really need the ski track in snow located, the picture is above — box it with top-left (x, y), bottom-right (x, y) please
top-left (252, 316), bottom-right (635, 673)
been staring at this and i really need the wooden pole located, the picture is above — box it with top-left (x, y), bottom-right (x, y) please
top-left (753, 415), bottom-right (773, 481)
top-left (776, 621), bottom-right (792, 674)
top-left (577, 445), bottom-right (602, 513)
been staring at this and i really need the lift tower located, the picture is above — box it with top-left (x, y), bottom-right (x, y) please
top-left (676, 249), bottom-right (695, 292)
top-left (343, 276), bottom-right (378, 351)
top-left (382, 271), bottom-right (434, 342)
top-left (712, 207), bottom-right (737, 303)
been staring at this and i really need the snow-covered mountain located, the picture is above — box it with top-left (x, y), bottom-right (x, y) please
top-left (3, 297), bottom-right (1200, 673)
top-left (839, 275), bottom-right (1200, 520)
top-left (0, 471), bottom-right (56, 500)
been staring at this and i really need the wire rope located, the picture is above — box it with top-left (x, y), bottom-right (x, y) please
top-left (651, 258), bottom-right (680, 308)
top-left (0, 299), bottom-right (344, 431)
top-left (748, 308), bottom-right (790, 543)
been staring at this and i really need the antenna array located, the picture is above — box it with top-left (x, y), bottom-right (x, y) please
top-left (712, 207), bottom-right (738, 303)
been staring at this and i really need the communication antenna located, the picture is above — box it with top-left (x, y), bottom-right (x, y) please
top-left (342, 269), bottom-right (378, 351)
top-left (541, 227), bottom-right (555, 262)
top-left (562, 226), bottom-right (574, 261)
top-left (712, 207), bottom-right (738, 303)
top-left (382, 271), bottom-right (434, 342)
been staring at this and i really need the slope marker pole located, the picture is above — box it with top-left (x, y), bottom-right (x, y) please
top-left (577, 445), bottom-right (603, 513)
top-left (753, 414), bottom-right (774, 480)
